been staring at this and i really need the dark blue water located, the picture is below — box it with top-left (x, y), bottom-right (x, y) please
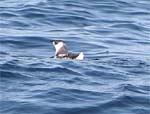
top-left (0, 0), bottom-right (150, 114)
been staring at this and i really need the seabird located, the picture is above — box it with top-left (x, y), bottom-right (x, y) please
top-left (51, 40), bottom-right (84, 60)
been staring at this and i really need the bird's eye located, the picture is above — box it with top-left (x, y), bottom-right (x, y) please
top-left (55, 42), bottom-right (58, 45)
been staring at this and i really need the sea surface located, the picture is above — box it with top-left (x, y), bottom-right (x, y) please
top-left (0, 0), bottom-right (150, 114)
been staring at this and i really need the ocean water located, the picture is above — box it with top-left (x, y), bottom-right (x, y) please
top-left (0, 0), bottom-right (150, 114)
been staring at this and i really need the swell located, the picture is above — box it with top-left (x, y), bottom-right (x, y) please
top-left (1, 60), bottom-right (82, 76)
top-left (111, 23), bottom-right (147, 31)
top-left (117, 84), bottom-right (150, 95)
top-left (0, 12), bottom-right (18, 18)
top-left (0, 36), bottom-right (49, 49)
top-left (50, 95), bottom-right (149, 114)
top-left (31, 88), bottom-right (149, 114)
top-left (0, 70), bottom-right (31, 81)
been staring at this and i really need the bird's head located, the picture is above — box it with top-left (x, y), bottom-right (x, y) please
top-left (51, 40), bottom-right (68, 56)
top-left (51, 40), bottom-right (65, 50)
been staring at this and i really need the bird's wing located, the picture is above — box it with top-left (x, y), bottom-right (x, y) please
top-left (68, 53), bottom-right (79, 59)
top-left (56, 44), bottom-right (68, 57)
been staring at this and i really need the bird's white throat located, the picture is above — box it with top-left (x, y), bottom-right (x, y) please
top-left (53, 42), bottom-right (64, 55)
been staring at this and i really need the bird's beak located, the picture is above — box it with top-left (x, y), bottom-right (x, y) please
top-left (50, 40), bottom-right (53, 43)
top-left (50, 40), bottom-right (55, 45)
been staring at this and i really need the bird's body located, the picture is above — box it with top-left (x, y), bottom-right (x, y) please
top-left (51, 40), bottom-right (84, 60)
